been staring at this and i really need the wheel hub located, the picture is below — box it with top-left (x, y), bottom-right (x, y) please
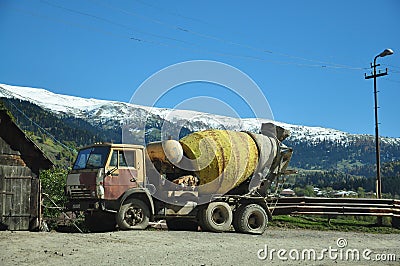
top-left (125, 207), bottom-right (144, 226)
top-left (212, 207), bottom-right (228, 225)
top-left (248, 212), bottom-right (263, 229)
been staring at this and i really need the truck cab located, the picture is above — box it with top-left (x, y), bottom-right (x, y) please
top-left (66, 144), bottom-right (150, 223)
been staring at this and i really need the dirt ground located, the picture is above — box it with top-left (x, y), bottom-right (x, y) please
top-left (1, 228), bottom-right (399, 266)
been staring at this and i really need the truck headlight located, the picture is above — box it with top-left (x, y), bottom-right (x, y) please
top-left (96, 168), bottom-right (105, 199)
top-left (96, 184), bottom-right (104, 199)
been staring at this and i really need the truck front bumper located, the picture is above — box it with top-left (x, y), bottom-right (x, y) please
top-left (66, 199), bottom-right (101, 211)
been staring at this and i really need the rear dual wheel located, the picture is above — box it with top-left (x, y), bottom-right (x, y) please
top-left (233, 204), bottom-right (268, 235)
top-left (198, 202), bottom-right (233, 232)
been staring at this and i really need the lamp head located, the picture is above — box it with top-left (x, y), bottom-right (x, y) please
top-left (379, 49), bottom-right (394, 58)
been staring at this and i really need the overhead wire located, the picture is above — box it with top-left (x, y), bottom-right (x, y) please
top-left (389, 69), bottom-right (400, 74)
top-left (379, 64), bottom-right (400, 74)
top-left (38, 0), bottom-right (368, 71)
top-left (385, 79), bottom-right (400, 84)
top-left (11, 5), bottom-right (129, 40)
top-left (45, 0), bottom-right (281, 64)
top-left (133, 0), bottom-right (211, 25)
top-left (106, 0), bottom-right (367, 70)
top-left (38, 0), bottom-right (277, 62)
top-left (40, 0), bottom-right (194, 45)
top-left (14, 4), bottom-right (306, 65)
top-left (382, 64), bottom-right (400, 70)
top-left (33, 1), bottom-right (361, 69)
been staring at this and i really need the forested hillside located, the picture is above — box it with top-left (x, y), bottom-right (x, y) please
top-left (1, 98), bottom-right (121, 166)
top-left (284, 138), bottom-right (400, 170)
top-left (289, 161), bottom-right (400, 197)
top-left (1, 98), bottom-right (121, 146)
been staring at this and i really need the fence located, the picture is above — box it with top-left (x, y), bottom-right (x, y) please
top-left (268, 196), bottom-right (400, 228)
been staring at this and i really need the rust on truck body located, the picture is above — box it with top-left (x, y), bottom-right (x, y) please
top-left (79, 172), bottom-right (96, 192)
top-left (103, 169), bottom-right (138, 199)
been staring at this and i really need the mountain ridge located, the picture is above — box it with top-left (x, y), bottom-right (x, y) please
top-left (1, 83), bottom-right (399, 145)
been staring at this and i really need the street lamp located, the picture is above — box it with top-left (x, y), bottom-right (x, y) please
top-left (378, 49), bottom-right (394, 58)
top-left (365, 48), bottom-right (394, 199)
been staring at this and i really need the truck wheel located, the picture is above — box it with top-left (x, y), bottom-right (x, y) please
top-left (117, 198), bottom-right (150, 230)
top-left (198, 202), bottom-right (232, 232)
top-left (166, 219), bottom-right (199, 231)
top-left (233, 204), bottom-right (268, 235)
top-left (85, 211), bottom-right (116, 233)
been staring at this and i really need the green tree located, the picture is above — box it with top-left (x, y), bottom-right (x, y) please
top-left (304, 185), bottom-right (316, 197)
top-left (0, 99), bottom-right (15, 121)
top-left (294, 187), bottom-right (305, 196)
top-left (357, 187), bottom-right (365, 198)
top-left (40, 168), bottom-right (68, 218)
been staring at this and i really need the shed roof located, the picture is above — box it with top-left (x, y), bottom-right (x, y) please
top-left (0, 109), bottom-right (54, 175)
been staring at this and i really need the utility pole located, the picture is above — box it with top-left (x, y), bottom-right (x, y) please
top-left (364, 49), bottom-right (393, 200)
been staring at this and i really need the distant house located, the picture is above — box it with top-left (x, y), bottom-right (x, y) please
top-left (334, 190), bottom-right (358, 198)
top-left (280, 188), bottom-right (295, 197)
top-left (0, 108), bottom-right (53, 230)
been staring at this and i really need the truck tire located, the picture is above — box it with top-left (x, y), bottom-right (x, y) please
top-left (166, 218), bottom-right (199, 231)
top-left (117, 198), bottom-right (150, 230)
top-left (233, 204), bottom-right (268, 235)
top-left (85, 211), bottom-right (116, 233)
top-left (198, 202), bottom-right (232, 232)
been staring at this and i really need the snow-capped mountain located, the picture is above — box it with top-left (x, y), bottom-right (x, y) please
top-left (0, 83), bottom-right (399, 146)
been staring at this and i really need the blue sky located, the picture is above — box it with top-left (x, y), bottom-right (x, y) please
top-left (1, 0), bottom-right (399, 137)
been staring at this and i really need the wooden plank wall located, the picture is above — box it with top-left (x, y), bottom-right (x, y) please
top-left (0, 111), bottom-right (50, 231)
top-left (0, 165), bottom-right (33, 230)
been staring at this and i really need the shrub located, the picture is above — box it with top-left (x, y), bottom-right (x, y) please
top-left (40, 168), bottom-right (68, 218)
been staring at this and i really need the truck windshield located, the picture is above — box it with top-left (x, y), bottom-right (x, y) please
top-left (72, 146), bottom-right (110, 170)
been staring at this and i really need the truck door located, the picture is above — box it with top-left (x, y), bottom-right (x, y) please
top-left (103, 149), bottom-right (139, 200)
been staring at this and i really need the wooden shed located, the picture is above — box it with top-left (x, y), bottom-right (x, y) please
top-left (0, 108), bottom-right (53, 230)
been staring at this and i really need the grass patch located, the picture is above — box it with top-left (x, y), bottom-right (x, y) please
top-left (270, 215), bottom-right (400, 234)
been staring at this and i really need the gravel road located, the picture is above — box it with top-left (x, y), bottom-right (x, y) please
top-left (1, 228), bottom-right (399, 266)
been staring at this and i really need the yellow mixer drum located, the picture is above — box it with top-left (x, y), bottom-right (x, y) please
top-left (179, 130), bottom-right (259, 193)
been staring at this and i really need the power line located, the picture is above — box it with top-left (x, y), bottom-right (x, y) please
top-left (40, 0), bottom-right (194, 45)
top-left (133, 0), bottom-right (211, 25)
top-left (13, 5), bottom-right (265, 62)
top-left (18, 1), bottom-right (367, 70)
top-left (389, 69), bottom-right (400, 74)
top-left (44, 0), bottom-right (273, 58)
top-left (110, 0), bottom-right (367, 70)
top-left (382, 64), bottom-right (400, 70)
top-left (385, 79), bottom-right (400, 84)
top-left (11, 5), bottom-right (129, 40)
top-left (41, 0), bottom-right (276, 62)
top-left (13, 5), bottom-right (295, 65)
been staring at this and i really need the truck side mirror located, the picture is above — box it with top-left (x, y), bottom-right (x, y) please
top-left (106, 166), bottom-right (118, 176)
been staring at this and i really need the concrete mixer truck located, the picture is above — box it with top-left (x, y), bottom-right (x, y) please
top-left (65, 123), bottom-right (293, 234)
